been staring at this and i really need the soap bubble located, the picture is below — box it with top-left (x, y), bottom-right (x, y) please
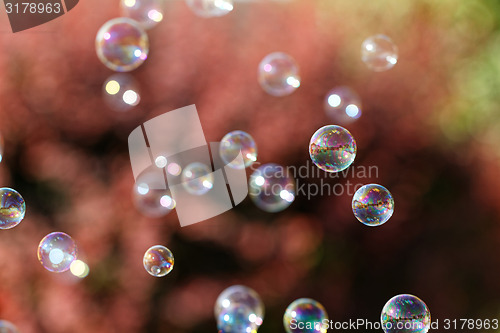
top-left (133, 166), bottom-right (175, 218)
top-left (220, 130), bottom-right (257, 169)
top-left (309, 125), bottom-right (357, 173)
top-left (283, 298), bottom-right (328, 333)
top-left (381, 294), bottom-right (431, 333)
top-left (96, 18), bottom-right (149, 72)
top-left (352, 184), bottom-right (394, 226)
top-left (185, 0), bottom-right (233, 17)
top-left (249, 163), bottom-right (295, 213)
top-left (361, 34), bottom-right (398, 72)
top-left (214, 285), bottom-right (264, 326)
top-left (120, 0), bottom-right (164, 30)
top-left (217, 303), bottom-right (260, 333)
top-left (0, 188), bottom-right (26, 230)
top-left (258, 52), bottom-right (300, 96)
top-left (143, 245), bottom-right (174, 277)
top-left (181, 162), bottom-right (214, 195)
top-left (103, 73), bottom-right (141, 112)
top-left (325, 87), bottom-right (362, 124)
top-left (38, 232), bottom-right (77, 273)
top-left (0, 320), bottom-right (19, 333)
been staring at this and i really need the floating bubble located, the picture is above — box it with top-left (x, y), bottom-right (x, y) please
top-left (217, 303), bottom-right (260, 333)
top-left (309, 125), bottom-right (357, 173)
top-left (38, 232), bottom-right (77, 273)
top-left (0, 188), bottom-right (26, 230)
top-left (220, 130), bottom-right (257, 169)
top-left (258, 52), bottom-right (300, 97)
top-left (120, 0), bottom-right (164, 30)
top-left (214, 285), bottom-right (264, 327)
top-left (381, 294), bottom-right (431, 333)
top-left (181, 162), bottom-right (214, 195)
top-left (96, 18), bottom-right (149, 72)
top-left (133, 167), bottom-right (175, 218)
top-left (143, 245), bottom-right (174, 277)
top-left (249, 163), bottom-right (295, 213)
top-left (103, 73), bottom-right (141, 112)
top-left (0, 320), bottom-right (19, 333)
top-left (361, 34), bottom-right (398, 72)
top-left (325, 87), bottom-right (362, 124)
top-left (283, 298), bottom-right (328, 333)
top-left (352, 184), bottom-right (394, 226)
top-left (185, 0), bottom-right (234, 17)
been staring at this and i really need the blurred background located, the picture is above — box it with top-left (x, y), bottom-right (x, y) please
top-left (0, 0), bottom-right (500, 332)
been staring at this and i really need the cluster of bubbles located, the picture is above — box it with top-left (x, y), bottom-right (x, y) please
top-left (37, 232), bottom-right (78, 273)
top-left (249, 163), bottom-right (295, 213)
top-left (283, 298), bottom-right (329, 333)
top-left (381, 294), bottom-right (431, 333)
top-left (143, 245), bottom-right (175, 277)
top-left (214, 285), bottom-right (264, 333)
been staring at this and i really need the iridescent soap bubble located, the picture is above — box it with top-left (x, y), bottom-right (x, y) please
top-left (217, 303), bottom-right (260, 333)
top-left (38, 232), bottom-right (77, 273)
top-left (309, 125), bottom-right (357, 173)
top-left (381, 294), bottom-right (431, 333)
top-left (283, 298), bottom-right (328, 333)
top-left (214, 285), bottom-right (264, 327)
top-left (220, 130), bottom-right (257, 169)
top-left (0, 188), bottom-right (26, 230)
top-left (103, 73), bottom-right (141, 112)
top-left (324, 87), bottom-right (362, 124)
top-left (352, 184), bottom-right (394, 226)
top-left (249, 163), bottom-right (295, 213)
top-left (96, 18), bottom-right (149, 72)
top-left (258, 52), bottom-right (300, 97)
top-left (133, 166), bottom-right (175, 218)
top-left (361, 34), bottom-right (398, 72)
top-left (181, 162), bottom-right (214, 195)
top-left (143, 245), bottom-right (174, 277)
top-left (120, 0), bottom-right (164, 30)
top-left (0, 320), bottom-right (19, 333)
top-left (185, 0), bottom-right (234, 18)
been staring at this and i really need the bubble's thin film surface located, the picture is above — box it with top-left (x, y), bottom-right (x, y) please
top-left (258, 52), bottom-right (300, 97)
top-left (361, 34), bottom-right (398, 72)
top-left (0, 188), bottom-right (26, 230)
top-left (217, 303), bottom-right (260, 333)
top-left (37, 232), bottom-right (77, 273)
top-left (214, 285), bottom-right (264, 327)
top-left (283, 298), bottom-right (328, 333)
top-left (352, 184), bottom-right (394, 226)
top-left (143, 245), bottom-right (174, 277)
top-left (120, 0), bottom-right (164, 30)
top-left (249, 163), bottom-right (295, 213)
top-left (220, 130), bottom-right (258, 169)
top-left (325, 87), bottom-right (362, 124)
top-left (0, 320), bottom-right (19, 333)
top-left (181, 162), bottom-right (214, 195)
top-left (95, 17), bottom-right (149, 72)
top-left (381, 294), bottom-right (431, 333)
top-left (103, 73), bottom-right (141, 112)
top-left (133, 167), bottom-right (175, 218)
top-left (185, 0), bottom-right (233, 18)
top-left (309, 125), bottom-right (357, 173)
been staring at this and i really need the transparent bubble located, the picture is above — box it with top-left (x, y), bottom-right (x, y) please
top-left (143, 245), bottom-right (174, 277)
top-left (220, 130), bottom-right (257, 169)
top-left (38, 232), bottom-right (77, 273)
top-left (217, 303), bottom-right (260, 333)
top-left (0, 320), bottom-right (19, 333)
top-left (120, 0), bottom-right (164, 30)
top-left (103, 73), bottom-right (141, 112)
top-left (381, 294), bottom-right (431, 333)
top-left (185, 0), bottom-right (234, 18)
top-left (283, 298), bottom-right (328, 333)
top-left (258, 52), bottom-right (300, 97)
top-left (133, 166), bottom-right (175, 218)
top-left (214, 285), bottom-right (264, 327)
top-left (96, 18), bottom-right (149, 72)
top-left (361, 34), bottom-right (398, 72)
top-left (325, 87), bottom-right (362, 124)
top-left (352, 184), bottom-right (394, 226)
top-left (249, 163), bottom-right (295, 213)
top-left (181, 162), bottom-right (214, 195)
top-left (309, 125), bottom-right (357, 173)
top-left (0, 188), bottom-right (26, 230)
